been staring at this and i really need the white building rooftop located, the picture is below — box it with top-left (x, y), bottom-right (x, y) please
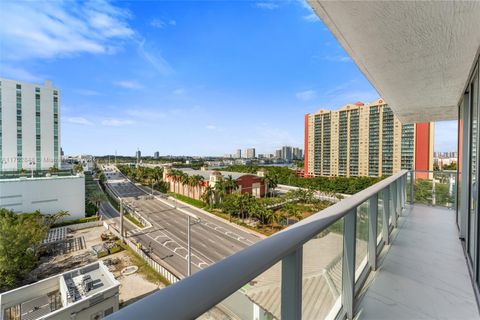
top-left (0, 262), bottom-right (119, 320)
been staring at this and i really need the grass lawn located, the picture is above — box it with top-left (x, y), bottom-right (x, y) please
top-left (167, 192), bottom-right (206, 209)
top-left (125, 213), bottom-right (144, 228)
top-left (117, 241), bottom-right (170, 286)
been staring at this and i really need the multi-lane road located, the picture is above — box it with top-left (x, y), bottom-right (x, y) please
top-left (99, 165), bottom-right (262, 278)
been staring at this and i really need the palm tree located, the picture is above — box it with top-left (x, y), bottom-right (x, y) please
top-left (190, 175), bottom-right (204, 199)
top-left (153, 167), bottom-right (163, 183)
top-left (224, 175), bottom-right (237, 194)
top-left (88, 192), bottom-right (107, 214)
top-left (181, 173), bottom-right (190, 196)
top-left (264, 173), bottom-right (278, 197)
top-left (214, 179), bottom-right (227, 204)
top-left (168, 169), bottom-right (181, 193)
top-left (201, 186), bottom-right (215, 206)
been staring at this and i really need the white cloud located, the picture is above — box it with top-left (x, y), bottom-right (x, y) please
top-left (0, 65), bottom-right (43, 82)
top-left (0, 0), bottom-right (134, 61)
top-left (296, 90), bottom-right (317, 101)
top-left (138, 40), bottom-right (174, 76)
top-left (65, 117), bottom-right (93, 125)
top-left (101, 118), bottom-right (134, 126)
top-left (255, 2), bottom-right (279, 10)
top-left (114, 80), bottom-right (143, 89)
top-left (150, 18), bottom-right (176, 28)
top-left (303, 13), bottom-right (318, 22)
top-left (206, 125), bottom-right (217, 130)
top-left (150, 18), bottom-right (166, 28)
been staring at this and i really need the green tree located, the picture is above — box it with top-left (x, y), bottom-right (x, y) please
top-left (0, 209), bottom-right (49, 290)
top-left (44, 210), bottom-right (70, 227)
top-left (88, 192), bottom-right (107, 214)
top-left (73, 163), bottom-right (84, 173)
top-left (214, 179), bottom-right (227, 204)
top-left (201, 186), bottom-right (215, 206)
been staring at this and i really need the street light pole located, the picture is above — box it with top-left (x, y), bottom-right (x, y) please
top-left (187, 215), bottom-right (191, 276)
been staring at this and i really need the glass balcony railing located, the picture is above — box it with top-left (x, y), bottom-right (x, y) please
top-left (408, 170), bottom-right (457, 209)
top-left (107, 170), bottom-right (409, 320)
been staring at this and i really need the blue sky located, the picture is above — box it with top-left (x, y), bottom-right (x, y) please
top-left (0, 0), bottom-right (457, 156)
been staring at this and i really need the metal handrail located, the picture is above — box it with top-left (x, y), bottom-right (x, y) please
top-left (107, 170), bottom-right (408, 320)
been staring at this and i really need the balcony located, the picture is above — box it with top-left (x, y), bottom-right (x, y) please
top-left (106, 170), bottom-right (479, 319)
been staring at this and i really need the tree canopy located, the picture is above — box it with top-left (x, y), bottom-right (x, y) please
top-left (222, 165), bottom-right (383, 195)
top-left (0, 209), bottom-right (48, 291)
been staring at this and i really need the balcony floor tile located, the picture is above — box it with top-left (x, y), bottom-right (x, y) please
top-left (357, 204), bottom-right (479, 320)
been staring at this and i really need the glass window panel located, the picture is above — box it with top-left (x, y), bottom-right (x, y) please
top-left (377, 190), bottom-right (383, 247)
top-left (198, 262), bottom-right (281, 320)
top-left (355, 201), bottom-right (369, 281)
top-left (301, 218), bottom-right (343, 319)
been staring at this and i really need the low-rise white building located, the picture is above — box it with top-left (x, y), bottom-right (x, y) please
top-left (0, 175), bottom-right (85, 219)
top-left (0, 262), bottom-right (119, 320)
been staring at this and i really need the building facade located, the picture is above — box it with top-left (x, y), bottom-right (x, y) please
top-left (245, 148), bottom-right (256, 159)
top-left (163, 167), bottom-right (266, 201)
top-left (0, 78), bottom-right (61, 173)
top-left (0, 175), bottom-right (85, 219)
top-left (235, 149), bottom-right (242, 159)
top-left (304, 99), bottom-right (434, 177)
top-left (293, 147), bottom-right (303, 160)
top-left (281, 146), bottom-right (293, 162)
top-left (0, 262), bottom-right (119, 320)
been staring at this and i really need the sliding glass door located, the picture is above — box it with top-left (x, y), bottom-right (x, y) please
top-left (468, 63), bottom-right (479, 284)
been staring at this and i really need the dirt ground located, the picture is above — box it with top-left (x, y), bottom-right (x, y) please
top-left (28, 226), bottom-right (164, 306)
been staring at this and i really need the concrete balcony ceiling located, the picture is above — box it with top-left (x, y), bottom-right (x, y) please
top-left (308, 1), bottom-right (480, 123)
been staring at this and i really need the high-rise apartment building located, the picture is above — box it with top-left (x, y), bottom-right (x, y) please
top-left (275, 149), bottom-right (282, 159)
top-left (281, 146), bottom-right (293, 162)
top-left (0, 78), bottom-right (61, 172)
top-left (235, 149), bottom-right (242, 159)
top-left (154, 151), bottom-right (160, 159)
top-left (293, 147), bottom-right (303, 160)
top-left (304, 98), bottom-right (434, 178)
top-left (245, 148), bottom-right (256, 159)
top-left (136, 150), bottom-right (141, 161)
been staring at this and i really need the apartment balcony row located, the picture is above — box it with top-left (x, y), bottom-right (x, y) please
top-left (106, 169), bottom-right (478, 320)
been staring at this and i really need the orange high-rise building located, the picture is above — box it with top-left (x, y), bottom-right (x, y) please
top-left (304, 99), bottom-right (434, 178)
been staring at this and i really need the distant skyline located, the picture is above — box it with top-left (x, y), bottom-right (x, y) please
top-left (0, 0), bottom-right (456, 156)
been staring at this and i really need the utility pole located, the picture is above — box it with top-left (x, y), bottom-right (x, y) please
top-left (186, 214), bottom-right (200, 277)
top-left (187, 215), bottom-right (191, 276)
top-left (120, 198), bottom-right (124, 241)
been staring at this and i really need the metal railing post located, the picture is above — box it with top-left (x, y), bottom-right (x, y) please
top-left (342, 209), bottom-right (357, 320)
top-left (410, 170), bottom-right (415, 204)
top-left (368, 195), bottom-right (378, 271)
top-left (391, 183), bottom-right (397, 228)
top-left (396, 179), bottom-right (401, 217)
top-left (382, 187), bottom-right (390, 245)
top-left (403, 174), bottom-right (407, 208)
top-left (281, 247), bottom-right (303, 320)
